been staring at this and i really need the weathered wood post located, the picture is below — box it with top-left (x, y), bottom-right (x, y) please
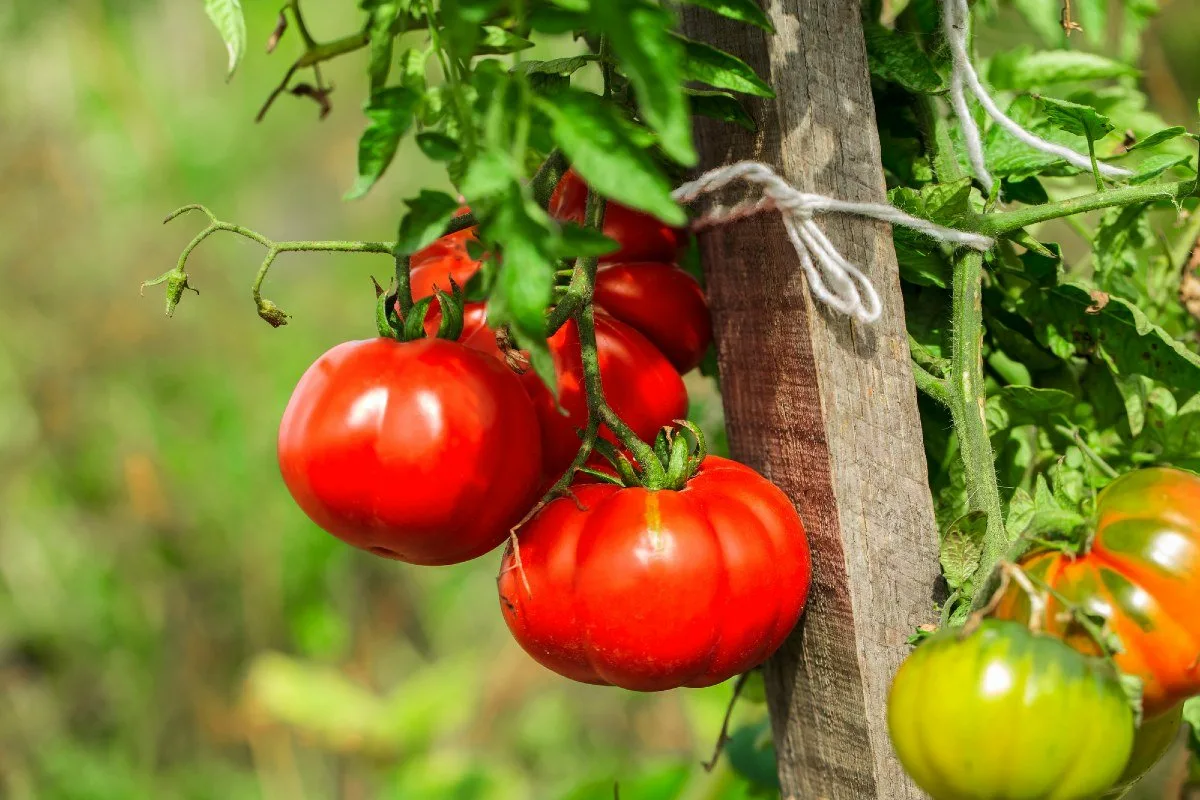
top-left (680, 2), bottom-right (940, 797)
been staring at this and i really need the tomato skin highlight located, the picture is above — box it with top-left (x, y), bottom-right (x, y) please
top-left (277, 337), bottom-right (542, 566)
top-left (549, 168), bottom-right (686, 264)
top-left (594, 262), bottom-right (712, 373)
top-left (888, 619), bottom-right (1134, 800)
top-left (994, 467), bottom-right (1200, 716)
top-left (498, 457), bottom-right (811, 691)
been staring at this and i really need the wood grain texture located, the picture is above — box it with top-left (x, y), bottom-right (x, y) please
top-left (679, 2), bottom-right (941, 797)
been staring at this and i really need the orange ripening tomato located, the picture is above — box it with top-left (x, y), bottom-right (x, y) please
top-left (498, 457), bottom-right (811, 690)
top-left (994, 467), bottom-right (1200, 717)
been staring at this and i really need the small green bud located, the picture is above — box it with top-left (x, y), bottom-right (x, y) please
top-left (141, 267), bottom-right (198, 317)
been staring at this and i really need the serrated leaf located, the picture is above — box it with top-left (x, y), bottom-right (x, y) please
top-left (510, 55), bottom-right (599, 76)
top-left (1038, 95), bottom-right (1114, 140)
top-left (864, 23), bottom-right (947, 94)
top-left (203, 0), bottom-right (246, 79)
top-left (680, 0), bottom-right (773, 31)
top-left (592, 0), bottom-right (696, 166)
top-left (394, 190), bottom-right (461, 255)
top-left (989, 49), bottom-right (1137, 90)
top-left (1021, 280), bottom-right (1200, 397)
top-left (346, 87), bottom-right (421, 200)
top-left (675, 35), bottom-right (774, 98)
top-left (1005, 488), bottom-right (1035, 540)
top-left (940, 511), bottom-right (987, 591)
top-left (985, 95), bottom-right (1086, 180)
top-left (537, 90), bottom-right (685, 225)
top-left (460, 149), bottom-right (518, 199)
top-left (477, 25), bottom-right (535, 54)
top-left (484, 190), bottom-right (558, 341)
top-left (685, 89), bottom-right (756, 131)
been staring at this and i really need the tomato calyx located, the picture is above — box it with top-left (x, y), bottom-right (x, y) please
top-left (376, 279), bottom-right (466, 342)
top-left (594, 420), bottom-right (708, 491)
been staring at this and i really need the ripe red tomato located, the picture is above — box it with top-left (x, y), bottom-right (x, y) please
top-left (993, 467), bottom-right (1200, 716)
top-left (410, 226), bottom-right (481, 299)
top-left (888, 619), bottom-right (1135, 800)
top-left (497, 457), bottom-right (811, 690)
top-left (437, 303), bottom-right (688, 485)
top-left (549, 168), bottom-right (687, 263)
top-left (277, 337), bottom-right (543, 565)
top-left (594, 262), bottom-right (712, 373)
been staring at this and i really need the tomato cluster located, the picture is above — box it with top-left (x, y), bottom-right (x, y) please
top-left (890, 467), bottom-right (1200, 799)
top-left (275, 173), bottom-right (810, 692)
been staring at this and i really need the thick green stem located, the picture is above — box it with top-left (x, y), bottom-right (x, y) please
top-left (975, 179), bottom-right (1196, 236)
top-left (393, 253), bottom-right (414, 319)
top-left (913, 365), bottom-right (951, 407)
top-left (530, 150), bottom-right (568, 210)
top-left (949, 250), bottom-right (1007, 609)
top-left (914, 95), bottom-right (963, 183)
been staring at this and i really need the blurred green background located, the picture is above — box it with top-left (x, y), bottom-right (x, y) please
top-left (1, 1), bottom-right (1199, 799)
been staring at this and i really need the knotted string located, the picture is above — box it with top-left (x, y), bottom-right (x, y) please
top-left (942, 0), bottom-right (1132, 189)
top-left (672, 162), bottom-right (994, 324)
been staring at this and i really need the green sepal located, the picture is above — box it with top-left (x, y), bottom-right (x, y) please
top-left (591, 439), bottom-right (641, 487)
top-left (376, 284), bottom-right (403, 339)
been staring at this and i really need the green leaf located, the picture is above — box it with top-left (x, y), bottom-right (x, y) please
top-left (364, 2), bottom-right (401, 92)
top-left (984, 95), bottom-right (1085, 179)
top-left (203, 0), bottom-right (246, 79)
top-left (1037, 95), bottom-right (1114, 140)
top-left (1021, 281), bottom-right (1200, 397)
top-left (726, 720), bottom-right (779, 790)
top-left (679, 0), bottom-right (773, 31)
top-left (477, 25), bottom-right (535, 54)
top-left (675, 35), bottom-right (774, 98)
top-left (1185, 695), bottom-right (1200, 759)
top-left (986, 386), bottom-right (1075, 433)
top-left (460, 150), bottom-right (517, 199)
top-left (940, 511), bottom-right (987, 591)
top-left (394, 190), bottom-right (461, 256)
top-left (1129, 153), bottom-right (1193, 185)
top-left (864, 23), bottom-right (947, 94)
top-left (537, 90), bottom-right (686, 225)
top-left (555, 223), bottom-right (620, 259)
top-left (1125, 126), bottom-right (1188, 153)
top-left (685, 89), bottom-right (756, 131)
top-left (989, 49), bottom-right (1137, 90)
top-left (415, 131), bottom-right (461, 161)
top-left (346, 87), bottom-right (420, 200)
top-left (593, 0), bottom-right (696, 165)
top-left (510, 55), bottom-right (599, 76)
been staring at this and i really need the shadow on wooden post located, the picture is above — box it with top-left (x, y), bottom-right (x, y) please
top-left (679, 2), bottom-right (941, 797)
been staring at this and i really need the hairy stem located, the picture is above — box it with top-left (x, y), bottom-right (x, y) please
top-left (975, 179), bottom-right (1196, 236)
top-left (949, 250), bottom-right (1007, 609)
top-left (530, 150), bottom-right (568, 210)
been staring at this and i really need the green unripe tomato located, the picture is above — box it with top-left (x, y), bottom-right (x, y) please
top-left (888, 619), bottom-right (1135, 800)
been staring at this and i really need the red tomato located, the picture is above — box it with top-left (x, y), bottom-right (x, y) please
top-left (410, 227), bottom-right (481, 299)
top-left (498, 457), bottom-right (810, 690)
top-left (994, 467), bottom-right (1200, 716)
top-left (277, 337), bottom-right (543, 565)
top-left (594, 262), bottom-right (712, 373)
top-left (527, 312), bottom-right (688, 482)
top-left (549, 168), bottom-right (687, 264)
top-left (433, 303), bottom-right (688, 486)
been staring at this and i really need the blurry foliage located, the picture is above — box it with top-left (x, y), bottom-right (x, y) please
top-left (0, 3), bottom-right (744, 799)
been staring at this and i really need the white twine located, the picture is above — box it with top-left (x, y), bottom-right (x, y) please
top-left (672, 162), bottom-right (995, 324)
top-left (943, 0), bottom-right (1132, 188)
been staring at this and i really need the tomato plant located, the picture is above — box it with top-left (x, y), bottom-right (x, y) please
top-left (888, 619), bottom-right (1135, 800)
top-left (549, 168), bottom-right (687, 264)
top-left (993, 467), bottom-right (1200, 717)
top-left (497, 454), bottom-right (810, 691)
top-left (277, 336), bottom-right (543, 565)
